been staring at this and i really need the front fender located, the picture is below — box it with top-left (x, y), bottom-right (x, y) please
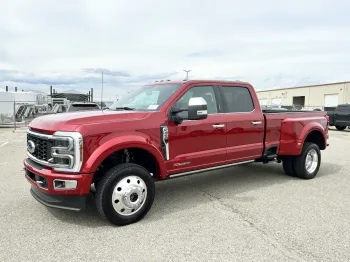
top-left (81, 133), bottom-right (166, 176)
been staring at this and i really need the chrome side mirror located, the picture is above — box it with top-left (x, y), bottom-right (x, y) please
top-left (188, 97), bottom-right (208, 120)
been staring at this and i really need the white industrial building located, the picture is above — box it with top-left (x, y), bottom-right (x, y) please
top-left (256, 81), bottom-right (350, 110)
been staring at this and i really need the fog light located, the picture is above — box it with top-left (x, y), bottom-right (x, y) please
top-left (53, 179), bottom-right (77, 190)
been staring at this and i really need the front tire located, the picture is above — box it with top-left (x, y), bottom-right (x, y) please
top-left (335, 125), bottom-right (346, 130)
top-left (293, 142), bottom-right (321, 179)
top-left (95, 163), bottom-right (155, 226)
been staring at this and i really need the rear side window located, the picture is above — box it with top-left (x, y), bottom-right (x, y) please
top-left (220, 86), bottom-right (254, 113)
top-left (337, 105), bottom-right (350, 112)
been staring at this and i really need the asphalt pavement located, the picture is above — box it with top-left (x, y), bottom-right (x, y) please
top-left (0, 126), bottom-right (349, 262)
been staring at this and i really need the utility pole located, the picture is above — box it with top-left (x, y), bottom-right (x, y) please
top-left (183, 69), bottom-right (191, 80)
top-left (101, 71), bottom-right (104, 107)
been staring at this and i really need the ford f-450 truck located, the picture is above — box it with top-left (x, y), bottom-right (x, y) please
top-left (24, 80), bottom-right (329, 226)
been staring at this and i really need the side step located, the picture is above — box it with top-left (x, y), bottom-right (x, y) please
top-left (265, 154), bottom-right (277, 160)
top-left (168, 160), bottom-right (254, 179)
top-left (255, 154), bottom-right (278, 164)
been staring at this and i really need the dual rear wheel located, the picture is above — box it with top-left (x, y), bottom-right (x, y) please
top-left (282, 142), bottom-right (321, 179)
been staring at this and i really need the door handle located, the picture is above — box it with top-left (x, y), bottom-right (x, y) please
top-left (212, 124), bottom-right (225, 129)
top-left (252, 121), bottom-right (262, 125)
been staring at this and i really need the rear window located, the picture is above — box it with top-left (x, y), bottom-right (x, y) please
top-left (337, 105), bottom-right (350, 112)
top-left (219, 86), bottom-right (254, 113)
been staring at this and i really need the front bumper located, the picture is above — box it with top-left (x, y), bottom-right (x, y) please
top-left (24, 158), bottom-right (94, 211)
top-left (30, 185), bottom-right (87, 211)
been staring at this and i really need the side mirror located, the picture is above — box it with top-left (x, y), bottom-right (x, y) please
top-left (188, 97), bottom-right (208, 120)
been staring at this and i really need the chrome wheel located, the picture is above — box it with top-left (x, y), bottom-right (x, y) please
top-left (111, 176), bottom-right (147, 216)
top-left (305, 149), bottom-right (318, 174)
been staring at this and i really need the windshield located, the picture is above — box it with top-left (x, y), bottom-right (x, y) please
top-left (109, 83), bottom-right (182, 111)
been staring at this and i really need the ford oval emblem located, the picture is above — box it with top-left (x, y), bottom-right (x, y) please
top-left (27, 140), bottom-right (36, 154)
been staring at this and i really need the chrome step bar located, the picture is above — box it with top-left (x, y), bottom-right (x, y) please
top-left (169, 160), bottom-right (254, 178)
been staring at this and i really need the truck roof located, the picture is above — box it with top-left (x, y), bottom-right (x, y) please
top-left (146, 79), bottom-right (250, 86)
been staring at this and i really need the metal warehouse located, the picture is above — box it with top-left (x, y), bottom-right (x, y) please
top-left (256, 81), bottom-right (350, 110)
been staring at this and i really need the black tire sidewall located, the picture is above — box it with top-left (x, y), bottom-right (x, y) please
top-left (295, 143), bottom-right (321, 179)
top-left (282, 156), bottom-right (296, 177)
top-left (97, 164), bottom-right (155, 226)
top-left (336, 126), bottom-right (346, 130)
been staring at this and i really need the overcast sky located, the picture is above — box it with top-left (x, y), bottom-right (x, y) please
top-left (1, 0), bottom-right (350, 99)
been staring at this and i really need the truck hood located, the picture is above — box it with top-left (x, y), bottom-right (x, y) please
top-left (28, 110), bottom-right (149, 133)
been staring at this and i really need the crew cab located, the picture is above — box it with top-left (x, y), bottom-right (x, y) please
top-left (326, 104), bottom-right (350, 130)
top-left (24, 80), bottom-right (329, 226)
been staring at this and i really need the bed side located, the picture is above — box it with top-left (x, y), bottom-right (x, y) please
top-left (264, 111), bottom-right (328, 156)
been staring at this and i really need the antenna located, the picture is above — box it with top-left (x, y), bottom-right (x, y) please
top-left (183, 69), bottom-right (191, 80)
top-left (101, 71), bottom-right (104, 111)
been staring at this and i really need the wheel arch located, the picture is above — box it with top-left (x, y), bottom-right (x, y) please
top-left (301, 128), bottom-right (327, 151)
top-left (81, 136), bottom-right (167, 179)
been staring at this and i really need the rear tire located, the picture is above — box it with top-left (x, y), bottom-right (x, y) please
top-left (335, 125), bottom-right (346, 130)
top-left (293, 142), bottom-right (321, 179)
top-left (282, 156), bottom-right (296, 177)
top-left (95, 163), bottom-right (155, 226)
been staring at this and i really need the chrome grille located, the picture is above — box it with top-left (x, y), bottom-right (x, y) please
top-left (27, 133), bottom-right (51, 161)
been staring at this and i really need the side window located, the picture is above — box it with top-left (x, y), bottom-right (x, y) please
top-left (337, 105), bottom-right (350, 113)
top-left (220, 86), bottom-right (254, 113)
top-left (174, 85), bottom-right (218, 114)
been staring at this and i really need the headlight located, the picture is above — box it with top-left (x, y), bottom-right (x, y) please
top-left (49, 131), bottom-right (83, 173)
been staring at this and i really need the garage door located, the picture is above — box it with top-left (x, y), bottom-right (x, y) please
top-left (259, 99), bottom-right (267, 105)
top-left (324, 94), bottom-right (338, 107)
top-left (271, 98), bottom-right (282, 105)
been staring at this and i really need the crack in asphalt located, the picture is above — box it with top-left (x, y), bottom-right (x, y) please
top-left (189, 183), bottom-right (320, 262)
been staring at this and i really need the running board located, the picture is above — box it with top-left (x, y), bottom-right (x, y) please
top-left (168, 160), bottom-right (254, 179)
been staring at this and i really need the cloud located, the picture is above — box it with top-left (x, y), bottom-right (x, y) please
top-left (0, 0), bottom-right (350, 97)
top-left (0, 68), bottom-right (181, 97)
top-left (186, 50), bottom-right (223, 58)
top-left (82, 68), bottom-right (131, 77)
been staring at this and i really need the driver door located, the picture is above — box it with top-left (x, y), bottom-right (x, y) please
top-left (166, 85), bottom-right (227, 174)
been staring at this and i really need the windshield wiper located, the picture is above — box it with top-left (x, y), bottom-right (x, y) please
top-left (113, 107), bottom-right (136, 111)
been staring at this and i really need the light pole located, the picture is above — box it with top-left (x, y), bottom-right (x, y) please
top-left (183, 69), bottom-right (191, 80)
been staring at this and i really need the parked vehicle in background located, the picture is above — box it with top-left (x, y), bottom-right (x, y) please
top-left (67, 102), bottom-right (100, 112)
top-left (326, 104), bottom-right (350, 130)
top-left (49, 102), bottom-right (100, 114)
top-left (23, 79), bottom-right (329, 226)
top-left (261, 105), bottom-right (288, 111)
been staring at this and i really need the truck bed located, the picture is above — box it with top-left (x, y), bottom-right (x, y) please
top-left (262, 109), bottom-right (325, 114)
top-left (262, 110), bottom-right (328, 157)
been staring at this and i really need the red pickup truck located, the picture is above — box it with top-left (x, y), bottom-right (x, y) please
top-left (24, 80), bottom-right (329, 226)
